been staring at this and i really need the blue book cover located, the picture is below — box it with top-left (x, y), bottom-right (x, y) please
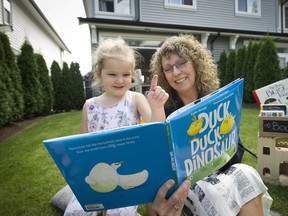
top-left (43, 78), bottom-right (244, 212)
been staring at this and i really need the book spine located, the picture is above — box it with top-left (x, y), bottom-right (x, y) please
top-left (186, 144), bottom-right (237, 184)
top-left (252, 90), bottom-right (261, 107)
top-left (165, 123), bottom-right (179, 187)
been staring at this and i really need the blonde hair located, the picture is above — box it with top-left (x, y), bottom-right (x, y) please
top-left (93, 38), bottom-right (138, 81)
top-left (150, 34), bottom-right (220, 110)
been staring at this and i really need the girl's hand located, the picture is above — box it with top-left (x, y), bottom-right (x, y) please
top-left (152, 179), bottom-right (191, 216)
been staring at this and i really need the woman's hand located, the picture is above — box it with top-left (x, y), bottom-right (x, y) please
top-left (152, 179), bottom-right (191, 216)
top-left (146, 75), bottom-right (169, 109)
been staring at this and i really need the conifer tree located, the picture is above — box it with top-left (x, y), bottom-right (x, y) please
top-left (254, 37), bottom-right (281, 90)
top-left (224, 50), bottom-right (236, 86)
top-left (35, 53), bottom-right (54, 114)
top-left (17, 40), bottom-right (44, 118)
top-left (217, 50), bottom-right (228, 87)
top-left (281, 63), bottom-right (288, 79)
top-left (0, 80), bottom-right (11, 126)
top-left (0, 43), bottom-right (12, 126)
top-left (61, 62), bottom-right (73, 111)
top-left (70, 62), bottom-right (85, 109)
top-left (50, 61), bottom-right (62, 111)
top-left (0, 32), bottom-right (24, 120)
top-left (234, 45), bottom-right (246, 79)
top-left (243, 41), bottom-right (261, 103)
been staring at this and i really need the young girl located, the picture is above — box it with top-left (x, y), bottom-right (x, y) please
top-left (64, 38), bottom-right (168, 216)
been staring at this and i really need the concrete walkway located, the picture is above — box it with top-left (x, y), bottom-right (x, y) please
top-left (270, 210), bottom-right (281, 216)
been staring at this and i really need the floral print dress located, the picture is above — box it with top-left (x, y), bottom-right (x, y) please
top-left (86, 91), bottom-right (140, 132)
top-left (64, 91), bottom-right (141, 216)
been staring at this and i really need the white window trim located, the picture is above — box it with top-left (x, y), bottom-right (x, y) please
top-left (275, 42), bottom-right (288, 69)
top-left (283, 3), bottom-right (288, 30)
top-left (164, 0), bottom-right (197, 11)
top-left (235, 0), bottom-right (261, 18)
top-left (3, 0), bottom-right (11, 25)
top-left (99, 32), bottom-right (167, 45)
top-left (95, 0), bottom-right (135, 20)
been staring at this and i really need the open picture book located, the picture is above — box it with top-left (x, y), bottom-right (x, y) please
top-left (43, 78), bottom-right (244, 211)
top-left (252, 78), bottom-right (288, 107)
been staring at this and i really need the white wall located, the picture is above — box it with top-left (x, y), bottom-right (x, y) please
top-left (5, 1), bottom-right (64, 70)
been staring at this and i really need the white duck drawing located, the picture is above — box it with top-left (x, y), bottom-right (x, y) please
top-left (85, 161), bottom-right (149, 193)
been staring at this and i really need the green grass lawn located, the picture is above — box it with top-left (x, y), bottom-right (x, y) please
top-left (0, 108), bottom-right (287, 215)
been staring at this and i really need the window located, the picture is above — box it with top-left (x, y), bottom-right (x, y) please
top-left (4, 0), bottom-right (11, 24)
top-left (235, 0), bottom-right (261, 17)
top-left (98, 0), bottom-right (132, 15)
top-left (165, 0), bottom-right (197, 10)
top-left (279, 57), bottom-right (286, 69)
top-left (285, 5), bottom-right (288, 29)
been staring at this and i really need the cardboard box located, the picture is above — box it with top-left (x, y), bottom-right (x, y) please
top-left (259, 116), bottom-right (288, 138)
top-left (257, 136), bottom-right (288, 186)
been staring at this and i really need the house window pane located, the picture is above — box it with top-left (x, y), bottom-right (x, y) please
top-left (183, 0), bottom-right (193, 6)
top-left (248, 0), bottom-right (258, 13)
top-left (4, 0), bottom-right (11, 24)
top-left (170, 0), bottom-right (180, 4)
top-left (115, 0), bottom-right (131, 14)
top-left (238, 0), bottom-right (259, 14)
top-left (285, 6), bottom-right (288, 29)
top-left (99, 0), bottom-right (131, 14)
top-left (238, 0), bottom-right (247, 12)
top-left (99, 0), bottom-right (114, 12)
top-left (169, 0), bottom-right (193, 5)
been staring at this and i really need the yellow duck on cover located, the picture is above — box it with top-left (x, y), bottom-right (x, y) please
top-left (85, 161), bottom-right (149, 193)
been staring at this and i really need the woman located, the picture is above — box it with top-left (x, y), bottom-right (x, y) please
top-left (149, 34), bottom-right (270, 216)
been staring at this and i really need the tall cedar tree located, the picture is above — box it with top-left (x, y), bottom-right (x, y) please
top-left (254, 37), bottom-right (281, 90)
top-left (218, 50), bottom-right (228, 87)
top-left (0, 41), bottom-right (12, 126)
top-left (61, 62), bottom-right (73, 111)
top-left (17, 40), bottom-right (44, 118)
top-left (0, 32), bottom-right (24, 121)
top-left (224, 50), bottom-right (236, 86)
top-left (281, 63), bottom-right (288, 79)
top-left (243, 41), bottom-right (261, 103)
top-left (70, 62), bottom-right (85, 109)
top-left (50, 61), bottom-right (62, 111)
top-left (35, 54), bottom-right (54, 114)
top-left (234, 46), bottom-right (246, 79)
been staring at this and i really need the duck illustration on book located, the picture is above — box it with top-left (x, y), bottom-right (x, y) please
top-left (219, 114), bottom-right (235, 135)
top-left (85, 161), bottom-right (149, 193)
top-left (187, 115), bottom-right (204, 137)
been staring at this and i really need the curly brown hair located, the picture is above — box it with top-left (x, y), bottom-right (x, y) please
top-left (150, 34), bottom-right (220, 111)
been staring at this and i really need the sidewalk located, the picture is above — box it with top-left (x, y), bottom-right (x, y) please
top-left (270, 210), bottom-right (281, 216)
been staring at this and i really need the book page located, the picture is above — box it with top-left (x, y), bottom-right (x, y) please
top-left (252, 78), bottom-right (288, 107)
top-left (44, 122), bottom-right (175, 211)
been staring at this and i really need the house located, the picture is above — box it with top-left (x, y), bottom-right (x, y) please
top-left (0, 0), bottom-right (70, 70)
top-left (79, 0), bottom-right (288, 94)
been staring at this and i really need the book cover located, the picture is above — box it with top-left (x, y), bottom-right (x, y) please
top-left (43, 79), bottom-right (244, 211)
top-left (252, 78), bottom-right (288, 107)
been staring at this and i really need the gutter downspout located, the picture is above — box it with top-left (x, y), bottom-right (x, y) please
top-left (211, 32), bottom-right (220, 54)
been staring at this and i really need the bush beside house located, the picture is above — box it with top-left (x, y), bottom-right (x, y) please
top-left (0, 33), bottom-right (85, 127)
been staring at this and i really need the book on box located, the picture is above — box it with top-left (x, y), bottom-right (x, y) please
top-left (252, 78), bottom-right (288, 107)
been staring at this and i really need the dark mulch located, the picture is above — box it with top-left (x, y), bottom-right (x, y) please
top-left (0, 117), bottom-right (43, 142)
top-left (242, 103), bottom-right (259, 109)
